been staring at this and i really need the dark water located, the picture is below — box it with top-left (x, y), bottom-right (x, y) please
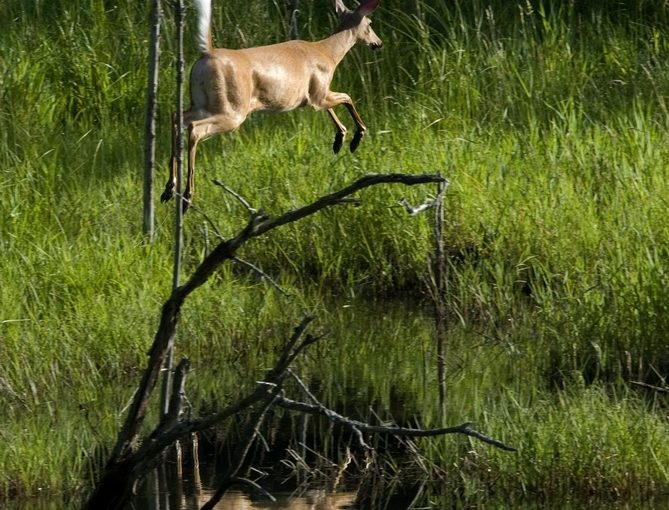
top-left (134, 485), bottom-right (356, 510)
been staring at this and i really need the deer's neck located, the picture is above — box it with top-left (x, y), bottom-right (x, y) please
top-left (318, 29), bottom-right (357, 66)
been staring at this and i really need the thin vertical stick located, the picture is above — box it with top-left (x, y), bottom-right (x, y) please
top-left (172, 0), bottom-right (185, 293)
top-left (143, 0), bottom-right (161, 240)
top-left (434, 177), bottom-right (447, 411)
top-left (161, 0), bottom-right (185, 417)
top-left (288, 0), bottom-right (300, 40)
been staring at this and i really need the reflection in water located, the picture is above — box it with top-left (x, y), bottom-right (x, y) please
top-left (130, 436), bottom-right (357, 510)
top-left (152, 487), bottom-right (355, 510)
top-left (136, 467), bottom-right (355, 510)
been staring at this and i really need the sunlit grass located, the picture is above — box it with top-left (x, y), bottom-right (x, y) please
top-left (421, 384), bottom-right (669, 501)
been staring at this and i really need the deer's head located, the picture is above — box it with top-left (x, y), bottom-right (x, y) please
top-left (333, 0), bottom-right (383, 50)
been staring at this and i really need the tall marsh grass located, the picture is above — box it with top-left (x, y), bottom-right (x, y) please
top-left (1, 0), bottom-right (669, 502)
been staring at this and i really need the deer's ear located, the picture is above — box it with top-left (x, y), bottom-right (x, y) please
top-left (355, 0), bottom-right (380, 17)
top-left (332, 0), bottom-right (348, 16)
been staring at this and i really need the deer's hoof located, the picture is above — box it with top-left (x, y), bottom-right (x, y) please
top-left (160, 187), bottom-right (174, 203)
top-left (350, 131), bottom-right (365, 153)
top-left (333, 133), bottom-right (344, 154)
top-left (181, 196), bottom-right (192, 214)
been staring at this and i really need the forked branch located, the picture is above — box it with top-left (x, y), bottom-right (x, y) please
top-left (89, 173), bottom-right (446, 510)
top-left (275, 394), bottom-right (516, 452)
top-left (87, 172), bottom-right (516, 510)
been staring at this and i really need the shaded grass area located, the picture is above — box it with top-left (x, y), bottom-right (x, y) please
top-left (1, 0), bottom-right (669, 503)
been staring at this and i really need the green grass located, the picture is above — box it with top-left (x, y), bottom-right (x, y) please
top-left (2, 0), bottom-right (669, 504)
top-left (419, 385), bottom-right (669, 503)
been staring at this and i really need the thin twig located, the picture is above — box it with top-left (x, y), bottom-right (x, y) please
top-left (201, 391), bottom-right (281, 509)
top-left (275, 395), bottom-right (516, 451)
top-left (212, 179), bottom-right (257, 214)
top-left (397, 178), bottom-right (449, 216)
top-left (287, 369), bottom-right (320, 404)
top-left (202, 477), bottom-right (275, 510)
top-left (630, 380), bottom-right (669, 394)
top-left (232, 256), bottom-right (291, 297)
top-left (174, 190), bottom-right (224, 240)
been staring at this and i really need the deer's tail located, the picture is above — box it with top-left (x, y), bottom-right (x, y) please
top-left (193, 0), bottom-right (213, 53)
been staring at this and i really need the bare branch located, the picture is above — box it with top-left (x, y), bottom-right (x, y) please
top-left (174, 190), bottom-right (225, 240)
top-left (274, 395), bottom-right (516, 452)
top-left (107, 170), bottom-right (442, 465)
top-left (232, 256), bottom-right (291, 297)
top-left (162, 358), bottom-right (190, 429)
top-left (212, 179), bottom-right (257, 214)
top-left (630, 380), bottom-right (669, 394)
top-left (252, 173), bottom-right (447, 236)
top-left (202, 477), bottom-right (275, 510)
top-left (88, 173), bottom-right (448, 509)
top-left (397, 178), bottom-right (449, 216)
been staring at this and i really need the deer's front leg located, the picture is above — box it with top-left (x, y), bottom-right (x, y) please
top-left (327, 109), bottom-right (347, 154)
top-left (343, 102), bottom-right (367, 153)
top-left (322, 92), bottom-right (368, 153)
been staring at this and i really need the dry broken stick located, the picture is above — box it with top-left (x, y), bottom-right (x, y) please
top-left (232, 256), bottom-right (291, 297)
top-left (114, 175), bottom-right (443, 464)
top-left (630, 380), bottom-right (669, 394)
top-left (212, 178), bottom-right (258, 214)
top-left (397, 177), bottom-right (449, 216)
top-left (86, 173), bottom-right (448, 510)
top-left (288, 369), bottom-right (372, 451)
top-left (274, 393), bottom-right (516, 452)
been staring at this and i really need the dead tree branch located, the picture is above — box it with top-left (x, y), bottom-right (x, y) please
top-left (212, 179), bottom-right (258, 214)
top-left (200, 391), bottom-right (280, 510)
top-left (232, 256), bottom-right (291, 297)
top-left (630, 380), bottom-right (669, 394)
top-left (86, 173), bottom-right (465, 510)
top-left (112, 175), bottom-right (441, 466)
top-left (397, 178), bottom-right (449, 216)
top-left (274, 395), bottom-right (516, 452)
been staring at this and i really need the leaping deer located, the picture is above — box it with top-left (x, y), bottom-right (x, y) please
top-left (161, 0), bottom-right (382, 209)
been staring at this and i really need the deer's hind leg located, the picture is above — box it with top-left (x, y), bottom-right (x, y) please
top-left (181, 113), bottom-right (245, 211)
top-left (160, 112), bottom-right (181, 203)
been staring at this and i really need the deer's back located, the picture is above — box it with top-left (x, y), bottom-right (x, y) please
top-left (190, 41), bottom-right (337, 115)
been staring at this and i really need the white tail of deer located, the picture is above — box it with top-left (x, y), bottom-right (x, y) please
top-left (162, 0), bottom-right (382, 208)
